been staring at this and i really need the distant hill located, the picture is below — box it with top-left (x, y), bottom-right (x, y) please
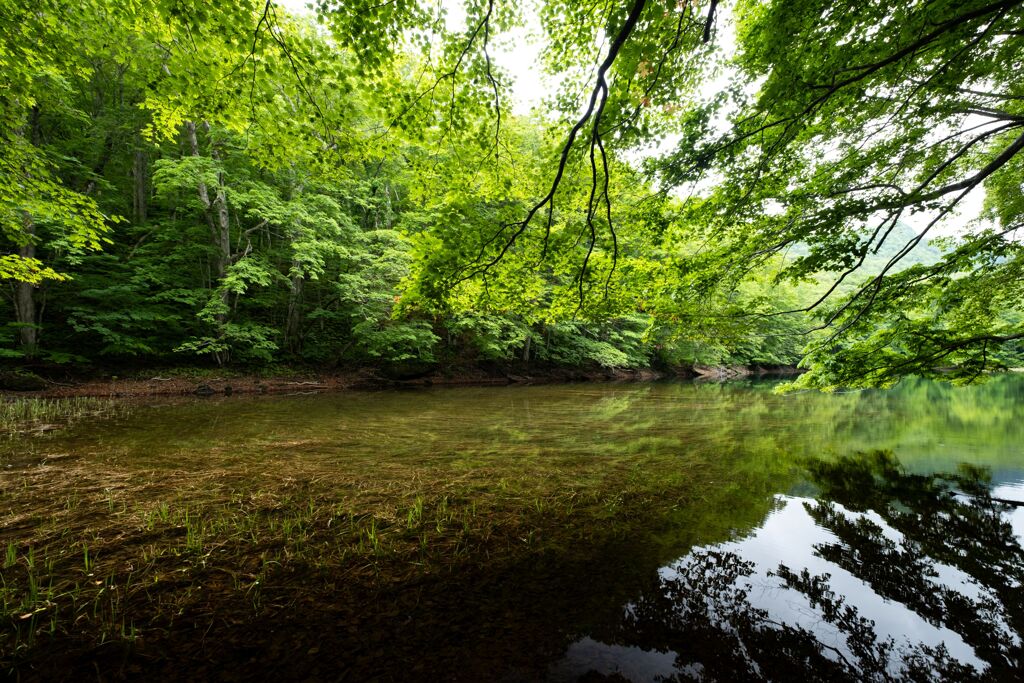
top-left (786, 220), bottom-right (943, 275)
top-left (861, 220), bottom-right (943, 273)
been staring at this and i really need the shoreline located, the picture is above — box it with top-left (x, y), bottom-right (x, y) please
top-left (0, 364), bottom-right (803, 400)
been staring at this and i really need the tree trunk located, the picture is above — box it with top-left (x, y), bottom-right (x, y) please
top-left (131, 148), bottom-right (148, 223)
top-left (211, 183), bottom-right (231, 283)
top-left (13, 109), bottom-right (43, 357)
top-left (184, 122), bottom-right (214, 221)
top-left (522, 331), bottom-right (532, 363)
top-left (183, 121), bottom-right (229, 277)
top-left (184, 120), bottom-right (233, 364)
top-left (285, 181), bottom-right (305, 355)
top-left (14, 214), bottom-right (38, 357)
top-left (286, 269), bottom-right (303, 354)
top-left (83, 131), bottom-right (114, 196)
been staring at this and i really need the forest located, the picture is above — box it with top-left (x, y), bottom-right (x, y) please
top-left (3, 0), bottom-right (1021, 391)
top-left (4, 2), bottom-right (1024, 680)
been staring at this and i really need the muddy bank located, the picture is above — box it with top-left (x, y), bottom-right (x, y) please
top-left (0, 363), bottom-right (801, 399)
top-left (691, 364), bottom-right (804, 380)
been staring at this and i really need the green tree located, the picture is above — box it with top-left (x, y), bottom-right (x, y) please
top-left (311, 0), bottom-right (1024, 387)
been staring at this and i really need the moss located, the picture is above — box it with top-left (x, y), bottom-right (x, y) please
top-left (0, 371), bottom-right (47, 392)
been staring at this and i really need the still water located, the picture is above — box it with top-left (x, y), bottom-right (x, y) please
top-left (4, 376), bottom-right (1024, 680)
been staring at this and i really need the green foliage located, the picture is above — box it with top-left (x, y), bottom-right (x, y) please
top-left (2, 0), bottom-right (1021, 386)
top-left (351, 319), bottom-right (439, 364)
top-left (446, 313), bottom-right (530, 361)
top-left (655, 0), bottom-right (1024, 388)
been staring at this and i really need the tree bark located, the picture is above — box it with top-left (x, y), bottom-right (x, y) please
top-left (184, 120), bottom-right (233, 364)
top-left (83, 131), bottom-right (114, 196)
top-left (211, 184), bottom-right (231, 282)
top-left (131, 148), bottom-right (148, 223)
top-left (183, 125), bottom-right (231, 270)
top-left (285, 180), bottom-right (305, 354)
top-left (183, 120), bottom-right (226, 274)
top-left (286, 269), bottom-right (303, 354)
top-left (13, 108), bottom-right (43, 357)
top-left (14, 214), bottom-right (38, 357)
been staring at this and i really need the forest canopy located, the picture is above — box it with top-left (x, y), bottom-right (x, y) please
top-left (1, 0), bottom-right (1022, 389)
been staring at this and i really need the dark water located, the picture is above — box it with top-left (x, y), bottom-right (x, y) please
top-left (5, 375), bottom-right (1024, 680)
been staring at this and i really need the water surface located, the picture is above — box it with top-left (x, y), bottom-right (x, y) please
top-left (3, 376), bottom-right (1023, 681)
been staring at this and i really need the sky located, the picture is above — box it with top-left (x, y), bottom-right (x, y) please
top-left (279, 0), bottom-right (547, 114)
top-left (435, 0), bottom-right (548, 115)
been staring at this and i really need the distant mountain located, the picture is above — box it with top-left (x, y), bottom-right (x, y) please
top-left (862, 220), bottom-right (943, 273)
top-left (785, 220), bottom-right (943, 274)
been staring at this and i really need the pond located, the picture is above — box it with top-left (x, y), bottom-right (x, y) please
top-left (2, 375), bottom-right (1023, 681)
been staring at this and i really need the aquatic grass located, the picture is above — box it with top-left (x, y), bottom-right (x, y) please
top-left (1, 456), bottom-right (716, 663)
top-left (405, 496), bottom-right (425, 529)
top-left (82, 543), bottom-right (93, 573)
top-left (0, 397), bottom-right (127, 438)
top-left (0, 389), bottom-right (773, 675)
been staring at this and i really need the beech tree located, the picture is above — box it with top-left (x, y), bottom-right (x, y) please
top-left (659, 0), bottom-right (1024, 388)
top-left (313, 0), bottom-right (1024, 387)
top-left (3, 0), bottom-right (1022, 385)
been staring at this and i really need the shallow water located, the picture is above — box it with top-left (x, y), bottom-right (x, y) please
top-left (3, 375), bottom-right (1023, 680)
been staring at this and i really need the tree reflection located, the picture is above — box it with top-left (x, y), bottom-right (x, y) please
top-left (613, 451), bottom-right (1023, 681)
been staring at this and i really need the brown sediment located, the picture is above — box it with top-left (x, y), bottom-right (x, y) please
top-left (0, 365), bottom-right (679, 400)
top-left (0, 433), bottom-right (719, 680)
top-left (1, 363), bottom-right (802, 400)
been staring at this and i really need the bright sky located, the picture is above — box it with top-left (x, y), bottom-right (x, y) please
top-left (280, 0), bottom-right (547, 114)
top-left (440, 0), bottom-right (547, 115)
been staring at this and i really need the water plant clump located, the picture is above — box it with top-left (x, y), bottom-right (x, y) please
top-left (3, 378), bottom-right (1021, 679)
top-left (0, 397), bottom-right (127, 438)
top-left (0, 426), bottom-right (723, 675)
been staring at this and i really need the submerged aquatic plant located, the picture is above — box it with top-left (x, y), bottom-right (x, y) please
top-left (0, 397), bottom-right (127, 438)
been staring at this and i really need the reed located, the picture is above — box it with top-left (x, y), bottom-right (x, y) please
top-left (0, 397), bottom-right (126, 436)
